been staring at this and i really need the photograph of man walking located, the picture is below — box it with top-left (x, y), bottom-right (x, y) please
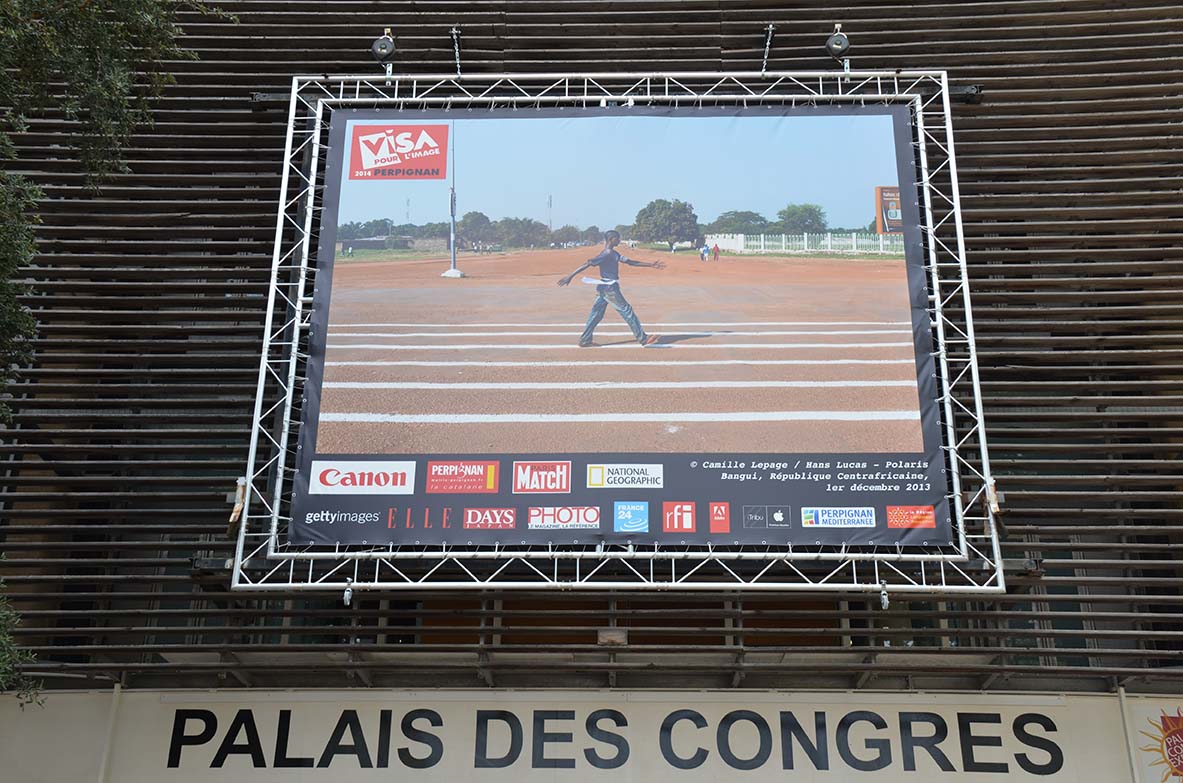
top-left (557, 229), bottom-right (665, 347)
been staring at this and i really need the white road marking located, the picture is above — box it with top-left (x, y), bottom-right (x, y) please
top-left (324, 380), bottom-right (916, 390)
top-left (326, 359), bottom-right (915, 367)
top-left (327, 342), bottom-right (912, 351)
top-left (321, 411), bottom-right (922, 423)
top-left (330, 321), bottom-right (910, 328)
top-left (331, 329), bottom-right (911, 338)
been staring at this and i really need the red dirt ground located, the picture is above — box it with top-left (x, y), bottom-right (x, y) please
top-left (315, 246), bottom-right (925, 454)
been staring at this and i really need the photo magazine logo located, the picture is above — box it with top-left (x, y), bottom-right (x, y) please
top-left (349, 124), bottom-right (449, 180)
top-left (527, 506), bottom-right (600, 530)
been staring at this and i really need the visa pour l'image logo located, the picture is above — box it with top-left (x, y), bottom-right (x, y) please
top-left (349, 124), bottom-right (448, 180)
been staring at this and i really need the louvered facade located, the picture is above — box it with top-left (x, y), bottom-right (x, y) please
top-left (3, 1), bottom-right (1182, 695)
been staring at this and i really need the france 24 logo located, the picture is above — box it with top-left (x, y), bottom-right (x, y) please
top-left (349, 124), bottom-right (449, 180)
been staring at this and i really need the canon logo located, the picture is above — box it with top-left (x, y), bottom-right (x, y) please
top-left (309, 460), bottom-right (416, 495)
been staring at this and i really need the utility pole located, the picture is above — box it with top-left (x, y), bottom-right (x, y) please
top-left (547, 194), bottom-right (553, 232)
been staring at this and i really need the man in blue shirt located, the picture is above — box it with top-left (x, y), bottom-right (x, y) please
top-left (558, 230), bottom-right (664, 347)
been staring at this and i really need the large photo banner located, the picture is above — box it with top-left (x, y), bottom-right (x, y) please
top-left (289, 106), bottom-right (950, 547)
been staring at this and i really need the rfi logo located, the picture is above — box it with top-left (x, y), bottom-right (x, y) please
top-left (613, 501), bottom-right (649, 533)
top-left (512, 461), bottom-right (571, 494)
top-left (662, 502), bottom-right (695, 533)
top-left (462, 508), bottom-right (516, 530)
top-left (709, 502), bottom-right (730, 533)
top-left (349, 124), bottom-right (448, 180)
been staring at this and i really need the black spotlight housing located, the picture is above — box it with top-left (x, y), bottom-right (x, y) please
top-left (371, 29), bottom-right (396, 63)
top-left (824, 26), bottom-right (850, 61)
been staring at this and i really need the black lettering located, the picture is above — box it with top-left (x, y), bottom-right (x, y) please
top-left (167, 709), bottom-right (217, 768)
top-left (717, 710), bottom-right (772, 770)
top-left (211, 709), bottom-right (266, 769)
top-left (274, 709), bottom-right (314, 768)
top-left (532, 710), bottom-right (576, 769)
top-left (659, 709), bottom-right (709, 770)
top-left (958, 712), bottom-right (1008, 773)
top-left (899, 712), bottom-right (954, 772)
top-left (584, 709), bottom-right (629, 769)
top-left (400, 709), bottom-right (444, 769)
top-left (377, 710), bottom-right (393, 768)
top-left (779, 711), bottom-right (829, 770)
top-left (1013, 713), bottom-right (1064, 775)
top-left (475, 710), bottom-right (523, 768)
top-left (317, 710), bottom-right (373, 769)
top-left (836, 711), bottom-right (892, 772)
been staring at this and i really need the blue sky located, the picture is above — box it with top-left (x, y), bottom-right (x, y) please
top-left (336, 111), bottom-right (899, 230)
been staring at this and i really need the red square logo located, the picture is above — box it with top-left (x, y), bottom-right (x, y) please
top-left (663, 502), bottom-right (695, 533)
top-left (349, 124), bottom-right (449, 180)
top-left (425, 461), bottom-right (499, 494)
top-left (709, 502), bottom-right (730, 533)
top-left (886, 505), bottom-right (937, 529)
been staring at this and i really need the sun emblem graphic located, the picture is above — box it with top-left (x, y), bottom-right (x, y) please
top-left (1140, 709), bottom-right (1183, 781)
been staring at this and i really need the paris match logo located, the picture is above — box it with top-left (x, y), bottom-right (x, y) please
top-left (349, 124), bottom-right (449, 180)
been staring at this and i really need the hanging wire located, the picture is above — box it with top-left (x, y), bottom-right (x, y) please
top-left (761, 24), bottom-right (776, 76)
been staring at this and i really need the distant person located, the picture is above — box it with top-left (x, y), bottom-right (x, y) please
top-left (558, 230), bottom-right (665, 347)
top-left (712, 243), bottom-right (720, 262)
top-left (699, 243), bottom-right (710, 262)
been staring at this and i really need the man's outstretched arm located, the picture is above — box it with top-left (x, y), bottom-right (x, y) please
top-left (622, 257), bottom-right (666, 270)
top-left (557, 260), bottom-right (595, 286)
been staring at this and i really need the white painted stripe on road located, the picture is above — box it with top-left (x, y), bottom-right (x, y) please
top-left (327, 342), bottom-right (912, 351)
top-left (330, 321), bottom-right (910, 328)
top-left (326, 359), bottom-right (915, 367)
top-left (332, 329), bottom-right (911, 338)
top-left (324, 380), bottom-right (916, 390)
top-left (321, 411), bottom-right (922, 423)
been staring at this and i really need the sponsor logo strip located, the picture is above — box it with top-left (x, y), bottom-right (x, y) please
top-left (709, 502), bottom-right (731, 534)
top-left (662, 502), bottom-right (696, 533)
top-left (512, 461), bottom-right (571, 494)
top-left (613, 502), bottom-right (649, 533)
top-left (587, 464), bottom-right (664, 489)
top-left (527, 506), bottom-right (600, 530)
top-left (425, 461), bottom-right (499, 494)
top-left (887, 505), bottom-right (937, 529)
top-left (309, 460), bottom-right (415, 495)
top-left (801, 507), bottom-right (877, 528)
top-left (463, 508), bottom-right (516, 530)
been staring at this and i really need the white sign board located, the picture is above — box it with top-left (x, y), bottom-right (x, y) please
top-left (1, 689), bottom-right (1180, 782)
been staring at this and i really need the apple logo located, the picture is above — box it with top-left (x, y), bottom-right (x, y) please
top-left (772, 510), bottom-right (785, 523)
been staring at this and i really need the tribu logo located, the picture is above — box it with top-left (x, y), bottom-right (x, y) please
top-left (1140, 709), bottom-right (1183, 780)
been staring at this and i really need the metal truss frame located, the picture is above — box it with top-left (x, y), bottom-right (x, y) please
top-left (232, 71), bottom-right (1003, 596)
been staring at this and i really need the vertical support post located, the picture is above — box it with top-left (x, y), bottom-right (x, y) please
top-left (97, 683), bottom-right (123, 783)
top-left (443, 121), bottom-right (464, 278)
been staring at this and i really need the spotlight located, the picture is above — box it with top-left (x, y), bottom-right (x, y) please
top-left (371, 28), bottom-right (396, 64)
top-left (824, 24), bottom-right (850, 61)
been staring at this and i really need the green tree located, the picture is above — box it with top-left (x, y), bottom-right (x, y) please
top-left (550, 224), bottom-right (581, 245)
top-left (777, 203), bottom-right (828, 234)
top-left (632, 199), bottom-right (700, 246)
top-left (706, 210), bottom-right (770, 235)
top-left (581, 225), bottom-right (602, 243)
top-left (613, 224), bottom-right (633, 240)
top-left (0, 567), bottom-right (38, 707)
top-left (457, 211), bottom-right (495, 247)
top-left (1, 0), bottom-right (226, 705)
top-left (495, 217), bottom-right (550, 248)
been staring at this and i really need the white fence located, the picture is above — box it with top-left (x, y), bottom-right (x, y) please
top-left (708, 232), bottom-right (905, 255)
